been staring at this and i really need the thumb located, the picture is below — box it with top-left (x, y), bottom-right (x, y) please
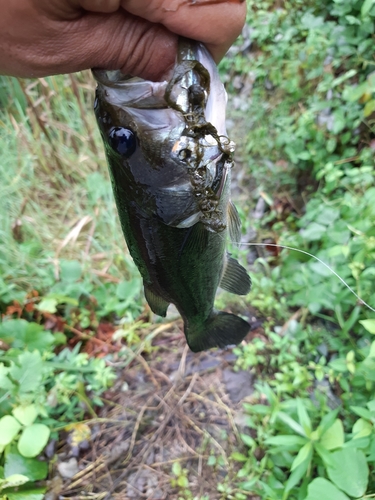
top-left (59, 10), bottom-right (178, 80)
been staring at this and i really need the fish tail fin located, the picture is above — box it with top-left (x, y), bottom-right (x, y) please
top-left (185, 311), bottom-right (250, 353)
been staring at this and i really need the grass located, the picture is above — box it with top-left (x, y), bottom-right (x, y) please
top-left (0, 73), bottom-right (139, 294)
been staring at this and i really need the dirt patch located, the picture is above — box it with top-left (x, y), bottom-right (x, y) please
top-left (49, 322), bottom-right (258, 500)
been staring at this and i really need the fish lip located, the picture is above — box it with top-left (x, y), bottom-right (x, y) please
top-left (92, 69), bottom-right (133, 88)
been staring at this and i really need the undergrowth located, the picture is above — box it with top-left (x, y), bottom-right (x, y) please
top-left (220, 0), bottom-right (375, 498)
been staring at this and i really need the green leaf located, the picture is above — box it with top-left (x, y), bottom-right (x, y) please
top-left (361, 0), bottom-right (375, 17)
top-left (319, 409), bottom-right (339, 435)
top-left (331, 69), bottom-right (357, 88)
top-left (350, 406), bottom-right (373, 420)
top-left (277, 412), bottom-right (306, 437)
top-left (240, 433), bottom-right (255, 447)
top-left (314, 443), bottom-right (333, 467)
top-left (116, 280), bottom-right (141, 301)
top-left (320, 419), bottom-right (344, 450)
top-left (291, 442), bottom-right (313, 471)
top-left (60, 260), bottom-right (82, 282)
top-left (344, 436), bottom-right (371, 449)
top-left (305, 478), bottom-right (350, 500)
top-left (0, 319), bottom-right (26, 344)
top-left (300, 222), bottom-right (326, 242)
top-left (12, 406), bottom-right (38, 427)
top-left (238, 479), bottom-right (257, 491)
top-left (23, 324), bottom-right (55, 351)
top-left (0, 474), bottom-right (29, 490)
top-left (0, 416), bottom-right (22, 446)
top-left (345, 14), bottom-right (361, 25)
top-left (332, 110), bottom-right (346, 134)
top-left (36, 298), bottom-right (58, 314)
top-left (172, 462), bottom-right (182, 476)
top-left (364, 99), bottom-right (375, 117)
top-left (360, 319), bottom-right (375, 334)
top-left (5, 487), bottom-right (46, 500)
top-left (0, 364), bottom-right (14, 390)
top-left (329, 358), bottom-right (348, 373)
top-left (327, 448), bottom-right (368, 497)
top-left (177, 475), bottom-right (189, 488)
top-left (4, 447), bottom-right (48, 481)
top-left (17, 424), bottom-right (50, 458)
top-left (265, 435), bottom-right (307, 447)
top-left (284, 459), bottom-right (309, 494)
top-left (352, 418), bottom-right (373, 439)
top-left (9, 351), bottom-right (43, 394)
top-left (0, 320), bottom-right (54, 351)
top-left (297, 399), bottom-right (312, 434)
top-left (343, 81), bottom-right (368, 102)
top-left (231, 452), bottom-right (248, 462)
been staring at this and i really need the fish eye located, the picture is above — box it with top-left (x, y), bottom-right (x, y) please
top-left (108, 127), bottom-right (136, 157)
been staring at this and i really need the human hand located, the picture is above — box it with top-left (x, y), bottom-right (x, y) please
top-left (0, 0), bottom-right (246, 80)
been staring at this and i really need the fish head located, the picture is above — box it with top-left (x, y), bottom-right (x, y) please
top-left (92, 39), bottom-right (234, 229)
top-left (93, 71), bottom-right (182, 177)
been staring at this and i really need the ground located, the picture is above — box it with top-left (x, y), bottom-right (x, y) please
top-left (49, 320), bottom-right (261, 500)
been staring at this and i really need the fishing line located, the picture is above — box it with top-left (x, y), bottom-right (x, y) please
top-left (224, 237), bottom-right (375, 313)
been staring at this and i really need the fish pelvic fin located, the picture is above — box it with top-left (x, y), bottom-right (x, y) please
top-left (185, 311), bottom-right (250, 353)
top-left (144, 285), bottom-right (170, 317)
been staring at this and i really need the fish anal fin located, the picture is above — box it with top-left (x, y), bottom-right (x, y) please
top-left (220, 255), bottom-right (251, 295)
top-left (144, 285), bottom-right (169, 317)
top-left (228, 201), bottom-right (241, 245)
top-left (185, 311), bottom-right (250, 353)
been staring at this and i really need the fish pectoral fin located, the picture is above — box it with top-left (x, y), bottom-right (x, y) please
top-left (185, 311), bottom-right (250, 353)
top-left (228, 201), bottom-right (241, 245)
top-left (219, 255), bottom-right (251, 295)
top-left (144, 285), bottom-right (170, 317)
top-left (180, 222), bottom-right (209, 256)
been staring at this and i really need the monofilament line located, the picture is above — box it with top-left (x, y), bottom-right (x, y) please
top-left (233, 240), bottom-right (375, 314)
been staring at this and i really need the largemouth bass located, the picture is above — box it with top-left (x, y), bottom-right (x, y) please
top-left (93, 38), bottom-right (251, 352)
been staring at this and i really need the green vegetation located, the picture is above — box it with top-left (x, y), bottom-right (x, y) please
top-left (0, 74), bottom-right (148, 498)
top-left (0, 0), bottom-right (375, 498)
top-left (220, 0), bottom-right (375, 497)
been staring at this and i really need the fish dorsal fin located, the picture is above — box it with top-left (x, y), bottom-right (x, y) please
top-left (228, 201), bottom-right (241, 245)
top-left (220, 255), bottom-right (251, 295)
top-left (144, 285), bottom-right (170, 317)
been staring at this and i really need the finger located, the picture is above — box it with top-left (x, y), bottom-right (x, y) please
top-left (35, 0), bottom-right (122, 20)
top-left (121, 0), bottom-right (246, 62)
top-left (48, 11), bottom-right (177, 80)
top-left (71, 0), bottom-right (121, 13)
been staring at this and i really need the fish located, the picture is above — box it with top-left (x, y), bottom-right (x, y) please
top-left (92, 38), bottom-right (251, 353)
